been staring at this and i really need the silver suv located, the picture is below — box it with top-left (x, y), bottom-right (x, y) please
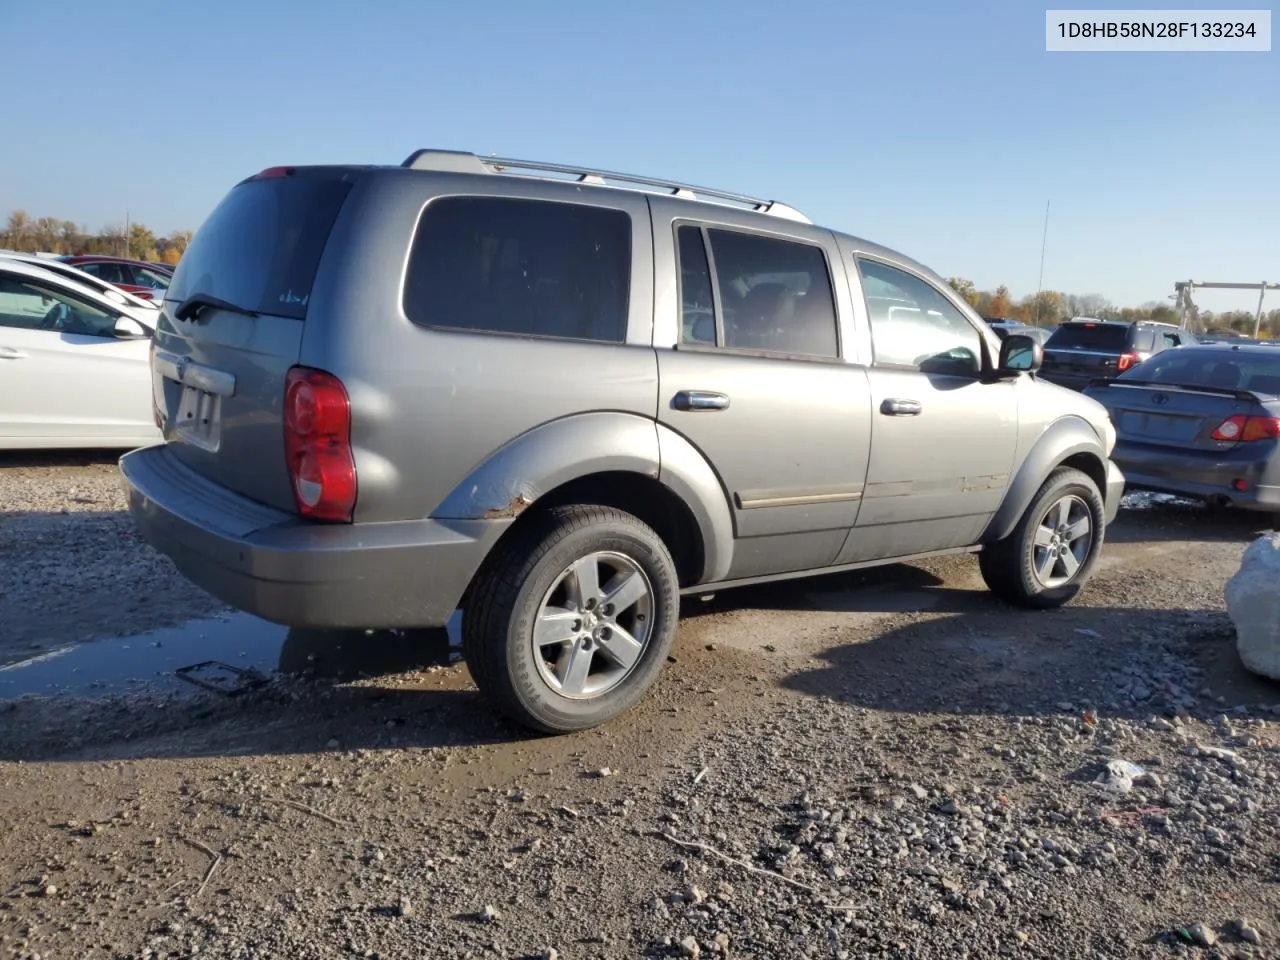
top-left (121, 149), bottom-right (1125, 733)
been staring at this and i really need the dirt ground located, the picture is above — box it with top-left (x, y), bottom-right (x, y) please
top-left (2, 453), bottom-right (1279, 960)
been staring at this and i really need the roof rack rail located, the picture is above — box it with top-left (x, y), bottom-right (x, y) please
top-left (400, 149), bottom-right (811, 224)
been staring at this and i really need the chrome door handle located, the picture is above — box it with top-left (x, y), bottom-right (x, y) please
top-left (672, 390), bottom-right (730, 412)
top-left (0, 346), bottom-right (27, 360)
top-left (880, 398), bottom-right (922, 416)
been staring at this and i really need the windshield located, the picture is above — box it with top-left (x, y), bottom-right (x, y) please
top-left (167, 174), bottom-right (353, 319)
top-left (1122, 349), bottom-right (1280, 395)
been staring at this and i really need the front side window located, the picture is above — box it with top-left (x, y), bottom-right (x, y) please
top-left (0, 274), bottom-right (119, 336)
top-left (857, 258), bottom-right (982, 375)
top-left (403, 196), bottom-right (632, 342)
top-left (676, 225), bottom-right (839, 358)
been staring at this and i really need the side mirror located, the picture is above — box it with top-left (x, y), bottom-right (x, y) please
top-left (114, 315), bottom-right (150, 339)
top-left (998, 333), bottom-right (1042, 374)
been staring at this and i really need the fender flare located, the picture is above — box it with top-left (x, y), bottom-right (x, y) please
top-left (431, 412), bottom-right (734, 583)
top-left (983, 415), bottom-right (1109, 543)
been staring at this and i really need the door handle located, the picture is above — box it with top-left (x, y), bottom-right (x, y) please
top-left (880, 398), bottom-right (922, 416)
top-left (672, 390), bottom-right (730, 412)
top-left (0, 346), bottom-right (27, 360)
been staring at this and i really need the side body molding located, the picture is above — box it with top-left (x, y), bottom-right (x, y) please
top-left (430, 412), bottom-right (736, 583)
top-left (982, 415), bottom-right (1109, 543)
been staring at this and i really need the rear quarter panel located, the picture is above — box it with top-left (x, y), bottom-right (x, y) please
top-left (299, 171), bottom-right (659, 524)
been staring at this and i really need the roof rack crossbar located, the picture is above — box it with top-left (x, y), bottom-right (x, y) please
top-left (400, 149), bottom-right (810, 223)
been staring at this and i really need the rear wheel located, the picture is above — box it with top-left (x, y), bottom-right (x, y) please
top-left (462, 505), bottom-right (680, 733)
top-left (980, 467), bottom-right (1105, 609)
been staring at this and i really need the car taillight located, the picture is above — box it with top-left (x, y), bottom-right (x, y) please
top-left (283, 367), bottom-right (356, 522)
top-left (1211, 415), bottom-right (1280, 442)
top-left (1116, 351), bottom-right (1139, 373)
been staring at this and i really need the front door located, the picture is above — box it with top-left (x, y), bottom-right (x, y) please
top-left (655, 218), bottom-right (873, 581)
top-left (836, 256), bottom-right (1018, 563)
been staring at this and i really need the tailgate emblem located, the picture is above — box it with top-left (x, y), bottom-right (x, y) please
top-left (1152, 393), bottom-right (1169, 405)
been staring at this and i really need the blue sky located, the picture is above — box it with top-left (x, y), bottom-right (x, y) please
top-left (1, 0), bottom-right (1275, 310)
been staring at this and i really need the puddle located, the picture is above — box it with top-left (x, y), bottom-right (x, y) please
top-left (0, 612), bottom-right (462, 701)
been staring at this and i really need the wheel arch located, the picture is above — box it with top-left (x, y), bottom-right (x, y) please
top-left (432, 412), bottom-right (734, 602)
top-left (983, 416), bottom-right (1110, 543)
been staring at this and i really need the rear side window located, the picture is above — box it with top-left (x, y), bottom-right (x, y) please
top-left (403, 196), bottom-right (632, 342)
top-left (1045, 324), bottom-right (1128, 351)
top-left (167, 175), bottom-right (353, 320)
top-left (1131, 328), bottom-right (1156, 352)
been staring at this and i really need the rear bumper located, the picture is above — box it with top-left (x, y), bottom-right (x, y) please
top-left (1111, 439), bottom-right (1280, 512)
top-left (120, 444), bottom-right (512, 629)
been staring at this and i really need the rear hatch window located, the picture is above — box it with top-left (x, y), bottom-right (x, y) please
top-left (1045, 324), bottom-right (1128, 352)
top-left (155, 170), bottom-right (356, 513)
top-left (166, 173), bottom-right (354, 318)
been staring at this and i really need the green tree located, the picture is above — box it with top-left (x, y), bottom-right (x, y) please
top-left (945, 277), bottom-right (980, 308)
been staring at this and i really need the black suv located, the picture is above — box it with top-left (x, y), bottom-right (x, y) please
top-left (1040, 318), bottom-right (1190, 391)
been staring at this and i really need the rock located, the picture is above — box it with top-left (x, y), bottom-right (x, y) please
top-left (397, 897), bottom-right (415, 918)
top-left (480, 904), bottom-right (500, 923)
top-left (1231, 920), bottom-right (1260, 944)
top-left (680, 935), bottom-right (701, 957)
top-left (1185, 922), bottom-right (1217, 947)
top-left (1225, 533), bottom-right (1280, 679)
top-left (41, 885), bottom-right (57, 897)
top-left (595, 767), bottom-right (614, 778)
top-left (1093, 760), bottom-right (1145, 794)
top-left (325, 738), bottom-right (340, 750)
top-left (542, 950), bottom-right (560, 960)
top-left (685, 886), bottom-right (707, 904)
top-left (909, 785), bottom-right (929, 801)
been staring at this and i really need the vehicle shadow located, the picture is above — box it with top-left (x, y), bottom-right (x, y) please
top-left (0, 450), bottom-right (124, 469)
top-left (779, 597), bottom-right (1280, 719)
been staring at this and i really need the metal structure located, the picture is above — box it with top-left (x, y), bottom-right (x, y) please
top-left (1174, 279), bottom-right (1279, 337)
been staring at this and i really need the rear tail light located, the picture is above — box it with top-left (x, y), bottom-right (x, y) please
top-left (283, 367), bottom-right (357, 522)
top-left (1116, 351), bottom-right (1139, 373)
top-left (1211, 415), bottom-right (1280, 442)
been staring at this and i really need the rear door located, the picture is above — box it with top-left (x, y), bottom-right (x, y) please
top-left (153, 168), bottom-right (357, 511)
top-left (651, 201), bottom-right (872, 581)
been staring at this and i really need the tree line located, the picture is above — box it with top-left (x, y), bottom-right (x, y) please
top-left (1, 210), bottom-right (192, 265)
top-left (944, 277), bottom-right (1280, 339)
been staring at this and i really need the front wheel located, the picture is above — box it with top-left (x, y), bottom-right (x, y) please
top-left (980, 467), bottom-right (1106, 609)
top-left (462, 505), bottom-right (680, 733)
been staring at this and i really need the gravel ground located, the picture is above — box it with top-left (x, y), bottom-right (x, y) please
top-left (1, 458), bottom-right (1279, 959)
top-left (0, 452), bottom-right (227, 664)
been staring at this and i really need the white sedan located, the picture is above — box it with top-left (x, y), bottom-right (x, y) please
top-left (0, 259), bottom-right (161, 450)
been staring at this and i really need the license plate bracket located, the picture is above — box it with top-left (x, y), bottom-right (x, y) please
top-left (175, 384), bottom-right (222, 452)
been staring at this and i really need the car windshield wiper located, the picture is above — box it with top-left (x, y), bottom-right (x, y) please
top-left (174, 292), bottom-right (259, 323)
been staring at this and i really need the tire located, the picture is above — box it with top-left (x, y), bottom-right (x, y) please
top-left (462, 504), bottom-right (680, 734)
top-left (979, 466), bottom-right (1106, 609)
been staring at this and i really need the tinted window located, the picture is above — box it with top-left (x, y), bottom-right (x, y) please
top-left (167, 175), bottom-right (353, 320)
top-left (857, 259), bottom-right (982, 375)
top-left (677, 226), bottom-right (716, 345)
top-left (1045, 323), bottom-right (1128, 351)
top-left (1131, 328), bottom-right (1156, 352)
top-left (701, 229), bottom-right (838, 357)
top-left (1123, 349), bottom-right (1280, 393)
top-left (0, 273), bottom-right (118, 336)
top-left (404, 196), bottom-right (631, 342)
